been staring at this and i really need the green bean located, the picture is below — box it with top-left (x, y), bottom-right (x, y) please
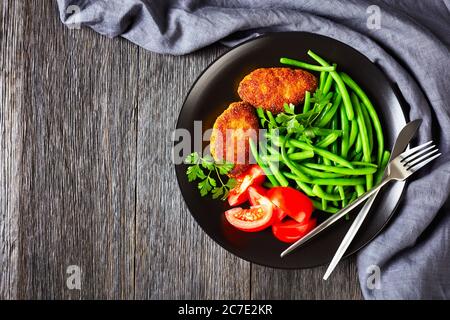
top-left (263, 150), bottom-right (314, 162)
top-left (340, 102), bottom-right (350, 157)
top-left (289, 150), bottom-right (315, 160)
top-left (319, 71), bottom-right (326, 91)
top-left (323, 64), bottom-right (337, 94)
top-left (322, 159), bottom-right (332, 206)
top-left (315, 92), bottom-right (342, 127)
top-left (340, 72), bottom-right (384, 164)
top-left (361, 102), bottom-right (374, 154)
top-left (338, 186), bottom-right (346, 201)
top-left (280, 134), bottom-right (312, 183)
top-left (348, 120), bottom-right (359, 149)
top-left (303, 163), bottom-right (377, 175)
top-left (355, 184), bottom-right (365, 197)
top-left (316, 132), bottom-right (340, 149)
top-left (303, 91), bottom-right (311, 113)
top-left (326, 185), bottom-right (334, 207)
top-left (295, 181), bottom-right (315, 197)
top-left (313, 185), bottom-right (344, 201)
top-left (298, 165), bottom-right (346, 178)
top-left (352, 93), bottom-right (373, 190)
top-left (351, 161), bottom-right (378, 168)
top-left (348, 192), bottom-right (358, 204)
top-left (288, 139), bottom-right (354, 169)
top-left (287, 146), bottom-right (296, 154)
top-left (324, 176), bottom-right (333, 207)
top-left (249, 139), bottom-right (279, 186)
top-left (322, 198), bottom-right (328, 210)
top-left (265, 142), bottom-right (310, 159)
top-left (330, 113), bottom-right (339, 157)
top-left (268, 161), bottom-right (289, 187)
top-left (311, 199), bottom-right (339, 214)
top-left (280, 57), bottom-right (336, 72)
top-left (307, 50), bottom-right (354, 120)
top-left (355, 134), bottom-right (362, 153)
top-left (283, 171), bottom-right (312, 184)
top-left (310, 177), bottom-right (366, 186)
top-left (375, 150), bottom-right (390, 184)
top-left (321, 158), bottom-right (331, 211)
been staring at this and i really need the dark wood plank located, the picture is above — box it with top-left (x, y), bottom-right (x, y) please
top-left (251, 257), bottom-right (363, 299)
top-left (15, 1), bottom-right (137, 299)
top-left (135, 46), bottom-right (251, 299)
top-left (1, 0), bottom-right (363, 299)
top-left (0, 0), bottom-right (24, 300)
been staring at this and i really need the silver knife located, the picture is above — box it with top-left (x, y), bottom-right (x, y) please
top-left (281, 119), bottom-right (422, 259)
top-left (322, 119), bottom-right (422, 279)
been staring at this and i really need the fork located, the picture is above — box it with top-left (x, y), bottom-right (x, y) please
top-left (320, 141), bottom-right (440, 227)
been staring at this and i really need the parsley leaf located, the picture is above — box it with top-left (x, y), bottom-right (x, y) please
top-left (186, 164), bottom-right (205, 182)
top-left (185, 152), bottom-right (236, 201)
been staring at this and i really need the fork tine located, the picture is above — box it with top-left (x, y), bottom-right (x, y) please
top-left (408, 153), bottom-right (441, 172)
top-left (402, 145), bottom-right (435, 164)
top-left (406, 148), bottom-right (438, 169)
top-left (400, 141), bottom-right (433, 159)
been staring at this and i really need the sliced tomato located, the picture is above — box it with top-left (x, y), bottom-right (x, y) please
top-left (224, 204), bottom-right (273, 232)
top-left (272, 219), bottom-right (316, 243)
top-left (227, 165), bottom-right (266, 206)
top-left (267, 187), bottom-right (313, 224)
top-left (248, 186), bottom-right (286, 223)
top-left (248, 185), bottom-right (268, 206)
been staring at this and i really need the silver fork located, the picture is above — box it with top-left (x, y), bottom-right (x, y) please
top-left (318, 141), bottom-right (440, 241)
top-left (321, 140), bottom-right (440, 279)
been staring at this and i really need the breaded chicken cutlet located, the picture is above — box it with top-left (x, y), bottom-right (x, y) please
top-left (238, 67), bottom-right (317, 114)
top-left (210, 101), bottom-right (259, 177)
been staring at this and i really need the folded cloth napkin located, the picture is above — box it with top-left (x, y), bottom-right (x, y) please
top-left (57, 0), bottom-right (450, 299)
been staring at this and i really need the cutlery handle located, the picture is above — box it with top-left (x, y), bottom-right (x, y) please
top-left (323, 187), bottom-right (381, 280)
top-left (335, 178), bottom-right (391, 217)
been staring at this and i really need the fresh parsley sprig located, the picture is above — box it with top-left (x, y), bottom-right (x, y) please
top-left (275, 103), bottom-right (306, 134)
top-left (308, 89), bottom-right (333, 125)
top-left (185, 152), bottom-right (236, 200)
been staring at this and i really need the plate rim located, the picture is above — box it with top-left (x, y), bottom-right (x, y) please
top-left (174, 31), bottom-right (407, 269)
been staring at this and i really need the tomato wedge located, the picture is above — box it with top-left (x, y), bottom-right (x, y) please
top-left (267, 187), bottom-right (313, 224)
top-left (248, 186), bottom-right (286, 223)
top-left (225, 204), bottom-right (273, 232)
top-left (272, 219), bottom-right (316, 243)
top-left (227, 165), bottom-right (265, 206)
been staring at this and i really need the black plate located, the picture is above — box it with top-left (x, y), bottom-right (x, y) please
top-left (174, 32), bottom-right (406, 269)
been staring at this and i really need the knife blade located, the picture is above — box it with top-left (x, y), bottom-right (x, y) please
top-left (281, 119), bottom-right (422, 259)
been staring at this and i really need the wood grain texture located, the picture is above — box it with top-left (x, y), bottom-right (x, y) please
top-left (15, 1), bottom-right (137, 299)
top-left (251, 258), bottom-right (363, 299)
top-left (135, 46), bottom-right (251, 299)
top-left (0, 0), bottom-right (362, 299)
top-left (0, 0), bottom-right (24, 300)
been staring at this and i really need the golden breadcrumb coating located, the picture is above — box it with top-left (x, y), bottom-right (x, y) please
top-left (238, 67), bottom-right (317, 114)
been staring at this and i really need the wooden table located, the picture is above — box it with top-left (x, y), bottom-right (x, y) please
top-left (0, 1), bottom-right (362, 299)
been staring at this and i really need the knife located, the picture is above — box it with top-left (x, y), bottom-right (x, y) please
top-left (322, 119), bottom-right (422, 279)
top-left (281, 119), bottom-right (422, 259)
